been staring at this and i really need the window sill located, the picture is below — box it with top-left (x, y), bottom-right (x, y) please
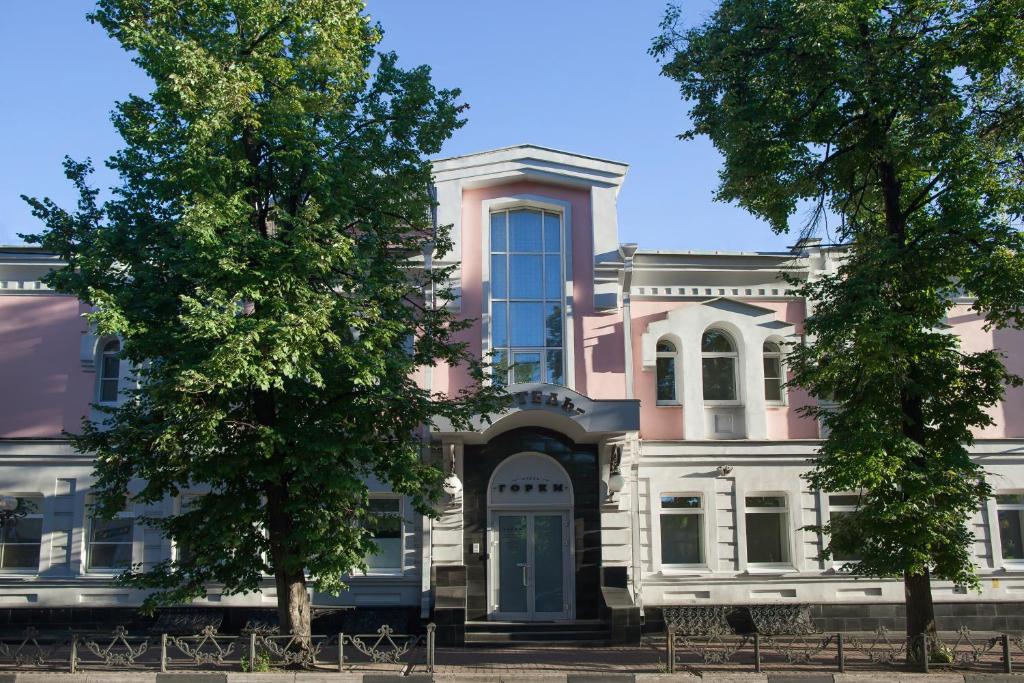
top-left (744, 565), bottom-right (796, 576)
top-left (656, 401), bottom-right (681, 408)
top-left (355, 570), bottom-right (407, 578)
top-left (703, 402), bottom-right (743, 408)
top-left (998, 562), bottom-right (1024, 573)
top-left (658, 566), bottom-right (711, 576)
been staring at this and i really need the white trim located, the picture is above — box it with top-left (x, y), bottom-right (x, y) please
top-left (480, 196), bottom-right (575, 390)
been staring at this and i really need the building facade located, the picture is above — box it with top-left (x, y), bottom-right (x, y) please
top-left (1, 145), bottom-right (1023, 641)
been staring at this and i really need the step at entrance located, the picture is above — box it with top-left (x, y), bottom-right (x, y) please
top-left (464, 620), bottom-right (611, 647)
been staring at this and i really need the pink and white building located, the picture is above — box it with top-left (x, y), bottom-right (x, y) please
top-left (1, 145), bottom-right (1022, 641)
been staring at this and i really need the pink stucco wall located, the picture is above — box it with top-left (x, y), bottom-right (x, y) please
top-left (0, 295), bottom-right (92, 438)
top-left (440, 180), bottom-right (626, 398)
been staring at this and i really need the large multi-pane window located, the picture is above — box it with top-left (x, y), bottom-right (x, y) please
top-left (763, 341), bottom-right (785, 403)
top-left (99, 339), bottom-right (121, 403)
top-left (660, 495), bottom-right (703, 566)
top-left (745, 495), bottom-right (789, 565)
top-left (86, 499), bottom-right (134, 570)
top-left (489, 209), bottom-right (564, 386)
top-left (0, 496), bottom-right (42, 571)
top-left (363, 497), bottom-right (403, 572)
top-left (997, 493), bottom-right (1024, 562)
top-left (702, 329), bottom-right (738, 402)
top-left (656, 339), bottom-right (678, 403)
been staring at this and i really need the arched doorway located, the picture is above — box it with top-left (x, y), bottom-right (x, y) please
top-left (487, 451), bottom-right (575, 621)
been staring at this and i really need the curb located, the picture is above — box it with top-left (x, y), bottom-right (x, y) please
top-left (9, 673), bottom-right (1024, 682)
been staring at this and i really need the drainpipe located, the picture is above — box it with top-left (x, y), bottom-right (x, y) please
top-left (619, 244), bottom-right (643, 608)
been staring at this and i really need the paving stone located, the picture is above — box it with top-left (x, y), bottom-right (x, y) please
top-left (964, 676), bottom-right (1022, 683)
top-left (566, 675), bottom-right (635, 683)
top-left (766, 674), bottom-right (834, 683)
top-left (363, 675), bottom-right (434, 683)
top-left (156, 674), bottom-right (229, 683)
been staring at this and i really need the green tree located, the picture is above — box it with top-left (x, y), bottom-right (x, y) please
top-left (22, 0), bottom-right (505, 639)
top-left (653, 0), bottom-right (1024, 653)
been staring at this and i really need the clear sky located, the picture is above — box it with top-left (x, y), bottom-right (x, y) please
top-left (0, 1), bottom-right (797, 253)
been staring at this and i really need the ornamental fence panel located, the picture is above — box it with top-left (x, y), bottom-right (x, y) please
top-left (663, 605), bottom-right (1022, 675)
top-left (0, 622), bottom-right (435, 673)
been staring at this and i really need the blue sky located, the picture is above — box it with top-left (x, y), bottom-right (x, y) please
top-left (0, 1), bottom-right (796, 252)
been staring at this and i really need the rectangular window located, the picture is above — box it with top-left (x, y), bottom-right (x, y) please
top-left (0, 496), bottom-right (42, 571)
top-left (364, 498), bottom-right (402, 572)
top-left (175, 494), bottom-right (203, 564)
top-left (660, 495), bottom-right (703, 566)
top-left (997, 493), bottom-right (1024, 562)
top-left (489, 208), bottom-right (564, 386)
top-left (827, 493), bottom-right (861, 562)
top-left (87, 499), bottom-right (134, 570)
top-left (745, 495), bottom-right (789, 564)
top-left (764, 356), bottom-right (783, 402)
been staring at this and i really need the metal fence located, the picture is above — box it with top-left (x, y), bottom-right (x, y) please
top-left (663, 606), bottom-right (1024, 674)
top-left (0, 622), bottom-right (435, 673)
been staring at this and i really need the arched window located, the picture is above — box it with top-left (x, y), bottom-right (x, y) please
top-left (701, 329), bottom-right (737, 402)
top-left (99, 340), bottom-right (120, 403)
top-left (656, 339), bottom-right (678, 403)
top-left (763, 341), bottom-right (784, 402)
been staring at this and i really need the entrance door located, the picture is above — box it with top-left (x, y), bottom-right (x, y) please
top-left (491, 511), bottom-right (571, 620)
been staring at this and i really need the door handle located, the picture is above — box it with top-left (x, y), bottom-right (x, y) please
top-left (518, 563), bottom-right (529, 586)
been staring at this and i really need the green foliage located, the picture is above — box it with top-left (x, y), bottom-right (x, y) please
top-left (654, 0), bottom-right (1024, 593)
top-left (21, 0), bottom-right (507, 621)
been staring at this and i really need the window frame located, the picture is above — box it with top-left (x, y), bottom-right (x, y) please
top-left (701, 328), bottom-right (741, 405)
top-left (0, 494), bottom-right (43, 573)
top-left (742, 493), bottom-right (791, 571)
top-left (84, 497), bottom-right (136, 574)
top-left (98, 339), bottom-right (121, 404)
top-left (655, 338), bottom-right (680, 406)
top-left (657, 493), bottom-right (706, 571)
top-left (995, 491), bottom-right (1024, 569)
top-left (824, 492), bottom-right (861, 568)
top-left (762, 340), bottom-right (786, 405)
top-left (362, 495), bottom-right (405, 576)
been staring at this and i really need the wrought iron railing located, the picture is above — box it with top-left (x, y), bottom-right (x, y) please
top-left (0, 622), bottom-right (435, 673)
top-left (663, 605), bottom-right (1023, 674)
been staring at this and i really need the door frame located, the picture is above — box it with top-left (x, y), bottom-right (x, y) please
top-left (487, 509), bottom-right (575, 621)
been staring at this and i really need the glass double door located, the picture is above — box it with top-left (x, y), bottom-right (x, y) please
top-left (490, 510), bottom-right (571, 620)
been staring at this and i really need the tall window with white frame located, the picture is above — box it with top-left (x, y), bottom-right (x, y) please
top-left (656, 339), bottom-right (678, 404)
top-left (763, 341), bottom-right (785, 402)
top-left (489, 208), bottom-right (564, 386)
top-left (0, 495), bottom-right (43, 571)
top-left (996, 493), bottom-right (1024, 563)
top-left (363, 498), bottom-right (403, 573)
top-left (701, 329), bottom-right (738, 402)
top-left (660, 495), bottom-right (703, 566)
top-left (745, 495), bottom-right (789, 565)
top-left (827, 493), bottom-right (861, 563)
top-left (99, 339), bottom-right (121, 403)
top-left (86, 498), bottom-right (134, 570)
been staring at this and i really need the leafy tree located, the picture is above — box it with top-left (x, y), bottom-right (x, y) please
top-left (22, 0), bottom-right (505, 639)
top-left (653, 0), bottom-right (1024, 652)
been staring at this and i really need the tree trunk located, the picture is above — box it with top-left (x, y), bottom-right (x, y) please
top-left (266, 480), bottom-right (312, 641)
top-left (905, 568), bottom-right (937, 663)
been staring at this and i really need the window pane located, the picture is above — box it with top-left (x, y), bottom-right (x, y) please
top-left (509, 255), bottom-right (543, 298)
top-left (997, 494), bottom-right (1024, 505)
top-left (368, 498), bottom-right (400, 516)
top-left (509, 210), bottom-right (543, 252)
top-left (661, 496), bottom-right (701, 509)
top-left (512, 352), bottom-right (542, 384)
top-left (491, 254), bottom-right (507, 298)
top-left (1, 543), bottom-right (39, 569)
top-left (764, 379), bottom-right (782, 402)
top-left (544, 254), bottom-right (562, 299)
top-left (764, 356), bottom-right (781, 379)
top-left (102, 355), bottom-right (120, 379)
top-left (101, 379), bottom-right (119, 402)
top-left (763, 341), bottom-right (780, 353)
top-left (492, 349), bottom-right (509, 387)
top-left (657, 357), bottom-right (676, 402)
top-left (2, 518), bottom-right (41, 543)
top-left (91, 518), bottom-right (134, 544)
top-left (89, 543), bottom-right (132, 569)
top-left (999, 509), bottom-right (1024, 560)
top-left (545, 350), bottom-right (563, 385)
top-left (103, 339), bottom-right (120, 353)
top-left (490, 212), bottom-right (507, 251)
top-left (746, 512), bottom-right (787, 563)
top-left (657, 340), bottom-right (676, 353)
top-left (544, 304), bottom-right (563, 347)
top-left (661, 514), bottom-right (703, 564)
top-left (702, 357), bottom-right (736, 401)
top-left (365, 499), bottom-right (402, 570)
top-left (509, 303), bottom-right (544, 347)
top-left (829, 494), bottom-right (860, 507)
top-left (701, 330), bottom-right (734, 352)
top-left (746, 496), bottom-right (785, 508)
top-left (829, 511), bottom-right (861, 561)
top-left (543, 213), bottom-right (561, 253)
top-left (492, 302), bottom-right (508, 347)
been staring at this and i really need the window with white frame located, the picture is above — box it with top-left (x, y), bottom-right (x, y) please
top-left (0, 495), bottom-right (42, 570)
top-left (174, 493), bottom-right (204, 564)
top-left (745, 495), bottom-right (789, 565)
top-left (763, 341), bottom-right (785, 403)
top-left (363, 497), bottom-right (403, 572)
top-left (660, 495), bottom-right (703, 566)
top-left (99, 339), bottom-right (121, 403)
top-left (86, 498), bottom-right (134, 570)
top-left (997, 493), bottom-right (1024, 562)
top-left (701, 329), bottom-right (738, 402)
top-left (827, 493), bottom-right (861, 562)
top-left (489, 208), bottom-right (564, 386)
top-left (656, 339), bottom-right (678, 404)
